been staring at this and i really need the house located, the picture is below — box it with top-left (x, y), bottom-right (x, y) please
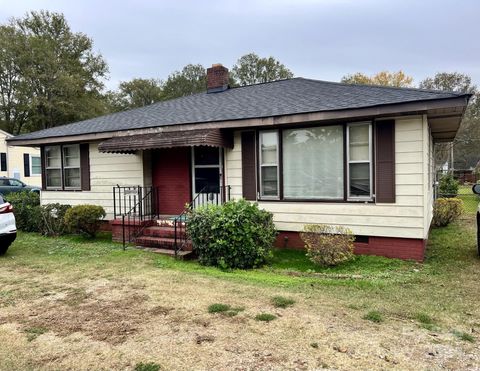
top-left (8, 64), bottom-right (471, 261)
top-left (0, 130), bottom-right (42, 187)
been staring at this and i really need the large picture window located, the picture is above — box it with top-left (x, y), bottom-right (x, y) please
top-left (283, 126), bottom-right (343, 199)
top-left (258, 122), bottom-right (372, 202)
top-left (45, 144), bottom-right (81, 190)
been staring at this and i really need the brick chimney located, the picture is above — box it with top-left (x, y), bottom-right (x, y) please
top-left (207, 63), bottom-right (229, 93)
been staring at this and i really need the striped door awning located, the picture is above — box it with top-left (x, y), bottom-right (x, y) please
top-left (98, 128), bottom-right (233, 153)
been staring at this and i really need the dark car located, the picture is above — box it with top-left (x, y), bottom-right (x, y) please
top-left (474, 184), bottom-right (480, 256)
top-left (0, 177), bottom-right (41, 196)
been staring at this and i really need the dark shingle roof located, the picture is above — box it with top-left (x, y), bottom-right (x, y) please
top-left (10, 78), bottom-right (467, 142)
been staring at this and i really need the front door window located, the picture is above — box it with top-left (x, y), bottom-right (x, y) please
top-left (192, 147), bottom-right (222, 206)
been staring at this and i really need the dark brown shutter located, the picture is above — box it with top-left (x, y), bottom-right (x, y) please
top-left (40, 146), bottom-right (46, 190)
top-left (241, 131), bottom-right (257, 200)
top-left (23, 153), bottom-right (30, 177)
top-left (0, 153), bottom-right (6, 172)
top-left (80, 143), bottom-right (90, 191)
top-left (375, 120), bottom-right (395, 203)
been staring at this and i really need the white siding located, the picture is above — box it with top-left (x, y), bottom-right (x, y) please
top-left (224, 116), bottom-right (430, 239)
top-left (41, 142), bottom-right (146, 219)
top-left (423, 115), bottom-right (435, 237)
top-left (0, 131), bottom-right (42, 187)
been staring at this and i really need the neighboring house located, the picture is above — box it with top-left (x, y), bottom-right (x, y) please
top-left (0, 130), bottom-right (42, 187)
top-left (8, 64), bottom-right (471, 261)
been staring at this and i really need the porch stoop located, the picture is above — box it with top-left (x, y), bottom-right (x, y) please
top-left (134, 218), bottom-right (193, 259)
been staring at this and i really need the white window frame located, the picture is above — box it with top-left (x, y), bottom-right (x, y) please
top-left (191, 147), bottom-right (223, 196)
top-left (30, 154), bottom-right (42, 176)
top-left (258, 130), bottom-right (280, 199)
top-left (347, 122), bottom-right (373, 201)
top-left (62, 144), bottom-right (81, 190)
top-left (45, 145), bottom-right (63, 190)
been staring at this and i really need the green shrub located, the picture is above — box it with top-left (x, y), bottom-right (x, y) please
top-left (5, 191), bottom-right (40, 232)
top-left (300, 224), bottom-right (355, 267)
top-left (432, 198), bottom-right (463, 227)
top-left (438, 174), bottom-right (459, 196)
top-left (38, 203), bottom-right (71, 236)
top-left (64, 205), bottom-right (106, 238)
top-left (187, 199), bottom-right (276, 269)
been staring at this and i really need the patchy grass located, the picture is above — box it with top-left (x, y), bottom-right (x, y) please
top-left (134, 362), bottom-right (162, 371)
top-left (24, 326), bottom-right (48, 342)
top-left (271, 295), bottom-right (295, 308)
top-left (208, 303), bottom-right (231, 313)
top-left (208, 303), bottom-right (244, 316)
top-left (0, 219), bottom-right (478, 369)
top-left (452, 330), bottom-right (476, 343)
top-left (415, 312), bottom-right (439, 331)
top-left (254, 313), bottom-right (277, 322)
top-left (363, 310), bottom-right (383, 323)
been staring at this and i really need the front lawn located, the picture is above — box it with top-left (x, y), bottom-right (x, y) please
top-left (0, 219), bottom-right (479, 370)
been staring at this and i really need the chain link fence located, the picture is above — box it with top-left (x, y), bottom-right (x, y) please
top-left (436, 170), bottom-right (479, 215)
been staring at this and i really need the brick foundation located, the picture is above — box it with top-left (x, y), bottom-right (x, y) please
top-left (274, 231), bottom-right (426, 262)
top-left (110, 219), bottom-right (152, 242)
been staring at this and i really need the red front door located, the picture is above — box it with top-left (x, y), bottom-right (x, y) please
top-left (152, 148), bottom-right (191, 215)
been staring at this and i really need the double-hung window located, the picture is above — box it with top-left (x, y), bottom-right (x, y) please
top-left (45, 144), bottom-right (81, 190)
top-left (63, 145), bottom-right (81, 189)
top-left (259, 131), bottom-right (279, 198)
top-left (347, 122), bottom-right (372, 200)
top-left (45, 146), bottom-right (62, 189)
top-left (31, 155), bottom-right (41, 176)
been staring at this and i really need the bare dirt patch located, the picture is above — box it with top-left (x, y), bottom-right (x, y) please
top-left (0, 284), bottom-right (156, 345)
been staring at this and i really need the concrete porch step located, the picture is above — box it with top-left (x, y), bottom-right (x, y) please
top-left (137, 246), bottom-right (194, 259)
top-left (134, 236), bottom-right (193, 251)
top-left (142, 226), bottom-right (186, 239)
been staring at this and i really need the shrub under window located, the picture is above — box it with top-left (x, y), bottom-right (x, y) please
top-left (38, 203), bottom-right (71, 236)
top-left (300, 224), bottom-right (355, 267)
top-left (187, 199), bottom-right (277, 269)
top-left (64, 204), bottom-right (106, 238)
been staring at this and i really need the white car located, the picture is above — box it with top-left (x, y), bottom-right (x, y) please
top-left (0, 194), bottom-right (16, 255)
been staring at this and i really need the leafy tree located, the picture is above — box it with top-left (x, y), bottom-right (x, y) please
top-left (419, 72), bottom-right (476, 94)
top-left (0, 11), bottom-right (108, 134)
top-left (231, 53), bottom-right (293, 86)
top-left (341, 71), bottom-right (414, 87)
top-left (0, 25), bottom-right (30, 134)
top-left (106, 78), bottom-right (163, 112)
top-left (161, 64), bottom-right (206, 100)
top-left (420, 72), bottom-right (480, 169)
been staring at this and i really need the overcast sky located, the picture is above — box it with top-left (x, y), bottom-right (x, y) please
top-left (0, 0), bottom-right (478, 90)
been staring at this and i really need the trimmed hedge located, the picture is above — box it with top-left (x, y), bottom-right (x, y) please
top-left (300, 224), bottom-right (355, 267)
top-left (187, 199), bottom-right (276, 269)
top-left (64, 205), bottom-right (106, 238)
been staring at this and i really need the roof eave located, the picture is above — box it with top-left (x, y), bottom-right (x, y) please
top-left (7, 96), bottom-right (470, 147)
